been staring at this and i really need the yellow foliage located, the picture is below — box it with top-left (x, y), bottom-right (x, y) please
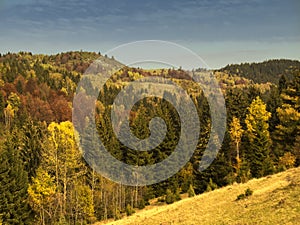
top-left (28, 168), bottom-right (56, 207)
top-left (276, 104), bottom-right (300, 123)
top-left (230, 117), bottom-right (244, 144)
top-left (245, 96), bottom-right (271, 136)
top-left (279, 152), bottom-right (296, 169)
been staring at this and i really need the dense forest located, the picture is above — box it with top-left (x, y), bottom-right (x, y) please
top-left (0, 52), bottom-right (299, 225)
top-left (218, 59), bottom-right (300, 84)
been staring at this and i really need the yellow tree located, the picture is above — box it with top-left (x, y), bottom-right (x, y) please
top-left (4, 92), bottom-right (20, 128)
top-left (229, 117), bottom-right (244, 165)
top-left (4, 103), bottom-right (14, 128)
top-left (28, 168), bottom-right (56, 225)
top-left (45, 121), bottom-right (91, 222)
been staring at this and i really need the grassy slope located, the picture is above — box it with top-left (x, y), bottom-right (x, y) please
top-left (96, 167), bottom-right (300, 225)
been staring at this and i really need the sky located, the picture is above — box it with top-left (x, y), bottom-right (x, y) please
top-left (0, 0), bottom-right (299, 68)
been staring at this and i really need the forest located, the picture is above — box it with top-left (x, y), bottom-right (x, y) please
top-left (0, 51), bottom-right (299, 225)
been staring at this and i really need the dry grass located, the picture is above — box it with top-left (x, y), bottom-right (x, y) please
top-left (95, 167), bottom-right (300, 225)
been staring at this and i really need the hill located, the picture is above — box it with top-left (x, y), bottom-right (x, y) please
top-left (97, 167), bottom-right (300, 225)
top-left (0, 52), bottom-right (299, 224)
top-left (217, 59), bottom-right (300, 84)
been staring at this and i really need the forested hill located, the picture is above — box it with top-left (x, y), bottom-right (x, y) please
top-left (217, 59), bottom-right (300, 84)
top-left (0, 52), bottom-right (299, 225)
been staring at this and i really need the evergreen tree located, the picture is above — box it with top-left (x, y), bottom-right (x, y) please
top-left (0, 133), bottom-right (32, 224)
top-left (274, 72), bottom-right (300, 165)
top-left (245, 96), bottom-right (273, 178)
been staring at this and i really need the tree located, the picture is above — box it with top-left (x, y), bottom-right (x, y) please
top-left (4, 93), bottom-right (20, 128)
top-left (21, 120), bottom-right (46, 179)
top-left (245, 96), bottom-right (273, 178)
top-left (44, 121), bottom-right (93, 223)
top-left (4, 103), bottom-right (14, 128)
top-left (0, 132), bottom-right (32, 224)
top-left (274, 72), bottom-right (300, 165)
top-left (278, 75), bottom-right (287, 94)
top-left (229, 117), bottom-right (244, 166)
top-left (28, 168), bottom-right (56, 225)
top-left (69, 184), bottom-right (95, 224)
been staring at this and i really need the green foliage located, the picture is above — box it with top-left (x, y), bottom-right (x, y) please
top-left (188, 184), bottom-right (196, 197)
top-left (125, 204), bottom-right (135, 216)
top-left (165, 189), bottom-right (176, 204)
top-left (245, 96), bottom-right (273, 178)
top-left (157, 197), bottom-right (165, 203)
top-left (0, 133), bottom-right (32, 224)
top-left (236, 188), bottom-right (253, 201)
top-left (175, 188), bottom-right (182, 201)
top-left (219, 59), bottom-right (300, 84)
top-left (236, 193), bottom-right (246, 200)
top-left (274, 72), bottom-right (300, 166)
top-left (206, 178), bottom-right (218, 192)
top-left (245, 188), bottom-right (253, 197)
top-left (138, 199), bottom-right (145, 210)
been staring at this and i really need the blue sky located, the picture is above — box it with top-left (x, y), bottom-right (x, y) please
top-left (0, 0), bottom-right (299, 68)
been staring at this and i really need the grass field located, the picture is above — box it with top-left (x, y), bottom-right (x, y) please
top-left (95, 167), bottom-right (300, 225)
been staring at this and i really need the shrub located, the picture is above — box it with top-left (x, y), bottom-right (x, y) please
top-left (157, 197), bottom-right (165, 202)
top-left (138, 199), bottom-right (145, 209)
top-left (188, 184), bottom-right (196, 197)
top-left (279, 152), bottom-right (296, 170)
top-left (165, 189), bottom-right (175, 204)
top-left (206, 178), bottom-right (218, 192)
top-left (236, 193), bottom-right (246, 200)
top-left (236, 188), bottom-right (253, 201)
top-left (245, 188), bottom-right (253, 197)
top-left (175, 188), bottom-right (182, 201)
top-left (125, 204), bottom-right (135, 216)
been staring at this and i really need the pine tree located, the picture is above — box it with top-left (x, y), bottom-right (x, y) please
top-left (274, 72), bottom-right (300, 165)
top-left (245, 96), bottom-right (273, 178)
top-left (0, 133), bottom-right (32, 224)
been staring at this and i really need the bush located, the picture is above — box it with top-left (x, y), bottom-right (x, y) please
top-left (188, 184), bottom-right (196, 197)
top-left (157, 196), bottom-right (165, 203)
top-left (114, 209), bottom-right (121, 220)
top-left (138, 199), bottom-right (145, 209)
top-left (125, 204), bottom-right (135, 216)
top-left (236, 193), bottom-right (246, 200)
top-left (279, 152), bottom-right (296, 170)
top-left (165, 189), bottom-right (175, 204)
top-left (245, 188), bottom-right (253, 197)
top-left (236, 188), bottom-right (253, 201)
top-left (206, 178), bottom-right (218, 192)
top-left (175, 188), bottom-right (182, 201)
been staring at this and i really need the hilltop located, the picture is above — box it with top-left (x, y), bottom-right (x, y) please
top-left (217, 59), bottom-right (300, 84)
top-left (97, 167), bottom-right (300, 225)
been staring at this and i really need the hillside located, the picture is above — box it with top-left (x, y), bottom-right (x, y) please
top-left (0, 52), bottom-right (299, 224)
top-left (97, 167), bottom-right (300, 225)
top-left (218, 59), bottom-right (300, 84)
